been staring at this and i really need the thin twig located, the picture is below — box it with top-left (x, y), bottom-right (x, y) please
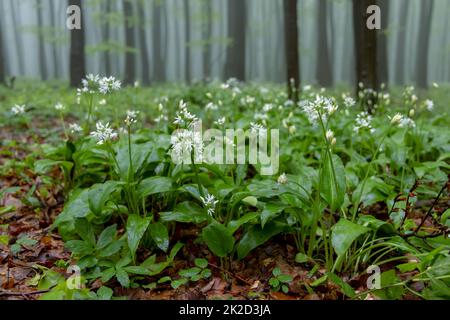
top-left (0, 289), bottom-right (50, 297)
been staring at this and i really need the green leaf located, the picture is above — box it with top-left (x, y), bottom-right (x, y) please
top-left (98, 240), bottom-right (122, 258)
top-left (74, 219), bottom-right (96, 245)
top-left (160, 201), bottom-right (209, 224)
top-left (295, 253), bottom-right (309, 264)
top-left (123, 266), bottom-right (151, 275)
top-left (96, 224), bottom-right (117, 249)
top-left (16, 236), bottom-right (38, 247)
top-left (202, 222), bottom-right (235, 258)
top-left (278, 275), bottom-right (293, 283)
top-left (115, 268), bottom-right (130, 288)
top-left (236, 220), bottom-right (286, 260)
top-left (126, 214), bottom-right (151, 260)
top-left (242, 196), bottom-right (258, 207)
top-left (194, 258), bottom-right (208, 269)
top-left (65, 240), bottom-right (94, 257)
top-left (169, 242), bottom-right (184, 261)
top-left (88, 181), bottom-right (122, 216)
top-left (260, 202), bottom-right (287, 228)
top-left (373, 270), bottom-right (404, 300)
top-left (158, 276), bottom-right (172, 284)
top-left (272, 267), bottom-right (282, 277)
top-left (200, 269), bottom-right (212, 279)
top-left (34, 159), bottom-right (73, 174)
top-left (179, 267), bottom-right (201, 278)
top-left (137, 176), bottom-right (173, 199)
top-left (327, 273), bottom-right (355, 298)
top-left (97, 286), bottom-right (113, 300)
top-left (227, 212), bottom-right (259, 234)
top-left (320, 153), bottom-right (346, 211)
top-left (269, 278), bottom-right (279, 287)
top-left (171, 278), bottom-right (188, 289)
top-left (148, 222), bottom-right (169, 252)
top-left (331, 219), bottom-right (370, 257)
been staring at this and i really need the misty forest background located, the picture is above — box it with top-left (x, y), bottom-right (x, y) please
top-left (0, 0), bottom-right (449, 90)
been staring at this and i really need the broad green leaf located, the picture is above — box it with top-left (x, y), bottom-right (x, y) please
top-left (171, 278), bottom-right (188, 289)
top-left (115, 268), bottom-right (130, 288)
top-left (97, 286), bottom-right (113, 300)
top-left (373, 270), bottom-right (404, 300)
top-left (295, 253), bottom-right (309, 264)
top-left (137, 176), bottom-right (173, 199)
top-left (148, 222), bottom-right (169, 252)
top-left (320, 153), bottom-right (346, 211)
top-left (179, 267), bottom-right (201, 278)
top-left (260, 202), bottom-right (287, 228)
top-left (34, 159), bottom-right (73, 174)
top-left (227, 212), bottom-right (259, 234)
top-left (74, 219), bottom-right (96, 245)
top-left (96, 224), bottom-right (117, 249)
top-left (331, 219), bottom-right (370, 257)
top-left (202, 222), bottom-right (235, 258)
top-left (98, 240), bottom-right (122, 258)
top-left (160, 201), bottom-right (209, 224)
top-left (126, 214), bottom-right (151, 260)
top-left (65, 240), bottom-right (94, 256)
top-left (194, 258), bottom-right (208, 269)
top-left (237, 220), bottom-right (287, 260)
top-left (328, 272), bottom-right (356, 298)
top-left (88, 181), bottom-right (122, 216)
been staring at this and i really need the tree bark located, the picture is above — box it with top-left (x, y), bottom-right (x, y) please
top-left (377, 0), bottom-right (389, 86)
top-left (352, 0), bottom-right (378, 96)
top-left (69, 0), bottom-right (86, 87)
top-left (283, 0), bottom-right (300, 101)
top-left (416, 0), bottom-right (434, 88)
top-left (316, 0), bottom-right (332, 87)
top-left (203, 0), bottom-right (212, 80)
top-left (184, 0), bottom-right (191, 83)
top-left (152, 0), bottom-right (165, 82)
top-left (123, 0), bottom-right (136, 86)
top-left (395, 0), bottom-right (409, 85)
top-left (224, 0), bottom-right (246, 81)
top-left (37, 0), bottom-right (48, 80)
top-left (138, 2), bottom-right (150, 85)
top-left (0, 19), bottom-right (5, 86)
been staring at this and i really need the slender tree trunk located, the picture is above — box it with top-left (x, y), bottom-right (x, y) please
top-left (0, 20), bottom-right (5, 86)
top-left (377, 0), bottom-right (389, 86)
top-left (103, 0), bottom-right (111, 75)
top-left (416, 0), bottom-right (434, 88)
top-left (203, 0), bottom-right (212, 80)
top-left (123, 0), bottom-right (136, 85)
top-left (224, 0), bottom-right (246, 81)
top-left (152, 0), bottom-right (165, 82)
top-left (69, 0), bottom-right (86, 87)
top-left (395, 0), bottom-right (409, 85)
top-left (352, 0), bottom-right (378, 105)
top-left (138, 3), bottom-right (150, 85)
top-left (283, 0), bottom-right (300, 101)
top-left (184, 0), bottom-right (191, 83)
top-left (37, 0), bottom-right (48, 80)
top-left (316, 0), bottom-right (332, 87)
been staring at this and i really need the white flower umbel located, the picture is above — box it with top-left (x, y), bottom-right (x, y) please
top-left (277, 173), bottom-right (288, 185)
top-left (250, 122), bottom-right (267, 134)
top-left (353, 112), bottom-right (375, 133)
top-left (425, 99), bottom-right (434, 111)
top-left (11, 104), bottom-right (26, 115)
top-left (399, 117), bottom-right (416, 129)
top-left (170, 129), bottom-right (203, 160)
top-left (90, 121), bottom-right (118, 145)
top-left (69, 123), bottom-right (83, 133)
top-left (200, 193), bottom-right (219, 217)
top-left (54, 102), bottom-right (65, 111)
top-left (343, 97), bottom-right (356, 108)
top-left (214, 117), bottom-right (226, 126)
top-left (124, 110), bottom-right (139, 126)
top-left (205, 102), bottom-right (218, 111)
top-left (98, 76), bottom-right (121, 94)
top-left (173, 100), bottom-right (198, 127)
top-left (300, 95), bottom-right (338, 125)
top-left (389, 113), bottom-right (404, 126)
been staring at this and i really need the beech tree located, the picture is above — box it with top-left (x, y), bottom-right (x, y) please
top-left (123, 0), bottom-right (136, 86)
top-left (283, 0), bottom-right (300, 101)
top-left (416, 0), bottom-right (434, 88)
top-left (69, 0), bottom-right (86, 87)
top-left (316, 0), bottom-right (332, 87)
top-left (224, 0), bottom-right (246, 81)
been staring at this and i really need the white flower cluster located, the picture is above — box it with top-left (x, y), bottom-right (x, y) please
top-left (170, 129), bottom-right (203, 159)
top-left (90, 121), bottom-right (118, 145)
top-left (353, 112), bottom-right (375, 134)
top-left (424, 99), bottom-right (434, 111)
top-left (389, 113), bottom-right (416, 128)
top-left (200, 193), bottom-right (219, 217)
top-left (205, 102), bottom-right (218, 111)
top-left (124, 110), bottom-right (139, 126)
top-left (214, 117), bottom-right (226, 126)
top-left (173, 100), bottom-right (197, 127)
top-left (77, 74), bottom-right (121, 96)
top-left (343, 96), bottom-right (356, 108)
top-left (300, 95), bottom-right (338, 125)
top-left (69, 123), bottom-right (83, 133)
top-left (277, 173), bottom-right (288, 185)
top-left (326, 129), bottom-right (337, 145)
top-left (250, 122), bottom-right (267, 134)
top-left (54, 102), bottom-right (65, 111)
top-left (11, 104), bottom-right (26, 114)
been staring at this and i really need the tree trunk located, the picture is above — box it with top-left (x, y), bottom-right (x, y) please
top-left (316, 0), bottom-right (332, 87)
top-left (152, 0), bottom-right (165, 82)
top-left (352, 0), bottom-right (378, 101)
top-left (416, 0), bottom-right (434, 88)
top-left (203, 0), bottom-right (212, 80)
top-left (395, 0), bottom-right (409, 85)
top-left (103, 0), bottom-right (111, 75)
top-left (377, 0), bottom-right (389, 86)
top-left (283, 0), bottom-right (300, 101)
top-left (0, 20), bottom-right (5, 86)
top-left (138, 3), bottom-right (150, 85)
top-left (123, 0), bottom-right (136, 86)
top-left (184, 0), bottom-right (191, 83)
top-left (69, 0), bottom-right (86, 87)
top-left (37, 0), bottom-right (48, 80)
top-left (224, 0), bottom-right (246, 81)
